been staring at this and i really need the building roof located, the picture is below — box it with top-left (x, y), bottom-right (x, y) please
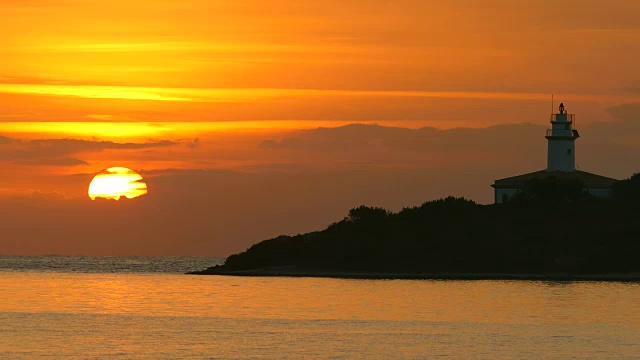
top-left (492, 170), bottom-right (618, 189)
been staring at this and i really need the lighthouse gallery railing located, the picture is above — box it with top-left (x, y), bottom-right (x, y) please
top-left (550, 114), bottom-right (575, 122)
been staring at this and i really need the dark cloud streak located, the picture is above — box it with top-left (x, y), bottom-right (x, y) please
top-left (0, 136), bottom-right (177, 165)
top-left (13, 158), bottom-right (90, 166)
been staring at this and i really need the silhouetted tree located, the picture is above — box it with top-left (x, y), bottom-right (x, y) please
top-left (613, 173), bottom-right (640, 209)
top-left (345, 205), bottom-right (389, 223)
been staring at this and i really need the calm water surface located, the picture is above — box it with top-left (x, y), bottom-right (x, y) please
top-left (1, 256), bottom-right (639, 359)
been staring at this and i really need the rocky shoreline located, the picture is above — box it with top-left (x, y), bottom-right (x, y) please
top-left (187, 266), bottom-right (640, 282)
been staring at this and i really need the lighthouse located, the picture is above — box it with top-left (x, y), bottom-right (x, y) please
top-left (491, 103), bottom-right (618, 203)
top-left (546, 103), bottom-right (580, 172)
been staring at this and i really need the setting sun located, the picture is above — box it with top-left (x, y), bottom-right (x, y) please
top-left (88, 167), bottom-right (148, 200)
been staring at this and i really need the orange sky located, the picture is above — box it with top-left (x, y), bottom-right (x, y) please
top-left (1, 1), bottom-right (640, 256)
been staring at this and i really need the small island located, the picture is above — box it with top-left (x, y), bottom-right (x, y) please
top-left (190, 174), bottom-right (640, 281)
top-left (191, 105), bottom-right (640, 281)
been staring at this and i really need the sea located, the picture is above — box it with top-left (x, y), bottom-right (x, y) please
top-left (1, 256), bottom-right (640, 359)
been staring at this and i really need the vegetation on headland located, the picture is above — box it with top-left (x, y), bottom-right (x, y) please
top-left (192, 174), bottom-right (640, 277)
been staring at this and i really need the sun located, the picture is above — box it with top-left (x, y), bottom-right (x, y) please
top-left (88, 167), bottom-right (148, 200)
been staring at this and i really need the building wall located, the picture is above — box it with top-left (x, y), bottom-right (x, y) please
top-left (586, 188), bottom-right (613, 198)
top-left (494, 186), bottom-right (613, 203)
top-left (495, 188), bottom-right (519, 203)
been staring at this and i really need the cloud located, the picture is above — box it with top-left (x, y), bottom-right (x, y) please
top-left (5, 137), bottom-right (174, 156)
top-left (2, 81), bottom-right (639, 105)
top-left (0, 135), bottom-right (15, 144)
top-left (186, 137), bottom-right (200, 149)
top-left (13, 158), bottom-right (90, 166)
top-left (257, 121), bottom-right (640, 180)
top-left (0, 136), bottom-right (177, 165)
top-left (0, 0), bottom-right (73, 9)
top-left (606, 104), bottom-right (640, 123)
top-left (30, 191), bottom-right (66, 201)
top-left (623, 83), bottom-right (640, 94)
top-left (0, 74), bottom-right (74, 86)
top-left (259, 123), bottom-right (543, 154)
top-left (87, 114), bottom-right (134, 121)
top-left (26, 138), bottom-right (176, 155)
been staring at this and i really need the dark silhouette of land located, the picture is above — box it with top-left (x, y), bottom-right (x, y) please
top-left (190, 173), bottom-right (640, 281)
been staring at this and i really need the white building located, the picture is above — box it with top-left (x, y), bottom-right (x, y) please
top-left (492, 103), bottom-right (618, 203)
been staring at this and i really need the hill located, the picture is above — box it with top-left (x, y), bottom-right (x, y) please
top-left (190, 173), bottom-right (640, 279)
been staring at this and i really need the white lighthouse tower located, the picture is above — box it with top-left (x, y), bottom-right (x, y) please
top-left (546, 103), bottom-right (579, 172)
top-left (492, 103), bottom-right (618, 203)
